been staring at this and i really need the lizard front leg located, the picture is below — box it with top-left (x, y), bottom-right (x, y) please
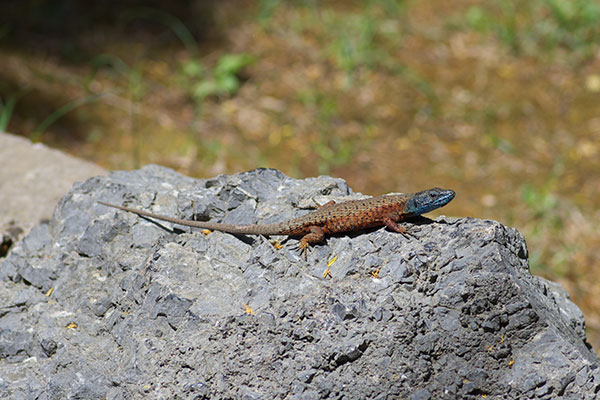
top-left (318, 200), bottom-right (336, 208)
top-left (383, 216), bottom-right (410, 238)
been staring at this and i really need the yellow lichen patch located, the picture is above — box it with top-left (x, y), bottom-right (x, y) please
top-left (327, 255), bottom-right (338, 267)
top-left (243, 303), bottom-right (254, 315)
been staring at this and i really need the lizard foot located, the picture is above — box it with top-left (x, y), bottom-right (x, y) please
top-left (298, 240), bottom-right (310, 260)
top-left (402, 227), bottom-right (419, 239)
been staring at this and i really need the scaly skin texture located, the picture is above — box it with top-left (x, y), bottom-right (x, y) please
top-left (98, 187), bottom-right (455, 249)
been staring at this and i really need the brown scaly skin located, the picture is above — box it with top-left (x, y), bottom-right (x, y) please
top-left (98, 187), bottom-right (455, 250)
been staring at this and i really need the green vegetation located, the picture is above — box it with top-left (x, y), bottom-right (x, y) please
top-left (120, 7), bottom-right (200, 55)
top-left (328, 13), bottom-right (378, 83)
top-left (464, 0), bottom-right (600, 61)
top-left (30, 93), bottom-right (106, 142)
top-left (520, 183), bottom-right (562, 272)
top-left (181, 53), bottom-right (255, 106)
top-left (258, 0), bottom-right (282, 26)
top-left (0, 91), bottom-right (22, 132)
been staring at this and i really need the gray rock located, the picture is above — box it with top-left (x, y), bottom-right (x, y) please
top-left (0, 165), bottom-right (598, 399)
top-left (0, 131), bottom-right (106, 246)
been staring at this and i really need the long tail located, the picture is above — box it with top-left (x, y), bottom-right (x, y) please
top-left (97, 201), bottom-right (286, 235)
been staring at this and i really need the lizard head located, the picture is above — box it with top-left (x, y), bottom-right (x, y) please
top-left (405, 188), bottom-right (455, 216)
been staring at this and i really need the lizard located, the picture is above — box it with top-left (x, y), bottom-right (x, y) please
top-left (98, 187), bottom-right (455, 250)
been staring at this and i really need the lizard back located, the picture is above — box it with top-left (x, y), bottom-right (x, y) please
top-left (276, 194), bottom-right (411, 235)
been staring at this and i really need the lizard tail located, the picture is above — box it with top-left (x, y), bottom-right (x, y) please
top-left (98, 201), bottom-right (287, 236)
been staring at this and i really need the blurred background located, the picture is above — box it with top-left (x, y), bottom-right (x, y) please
top-left (1, 0), bottom-right (599, 348)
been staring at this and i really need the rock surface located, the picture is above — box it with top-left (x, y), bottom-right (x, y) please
top-left (0, 131), bottom-right (106, 254)
top-left (0, 166), bottom-right (598, 399)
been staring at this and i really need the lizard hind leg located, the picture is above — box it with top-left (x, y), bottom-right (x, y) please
top-left (298, 226), bottom-right (326, 256)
